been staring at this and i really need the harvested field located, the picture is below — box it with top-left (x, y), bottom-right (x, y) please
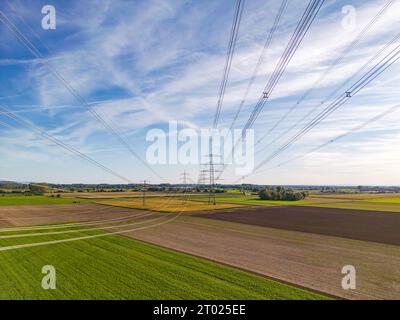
top-left (310, 201), bottom-right (400, 212)
top-left (59, 191), bottom-right (198, 199)
top-left (213, 195), bottom-right (400, 212)
top-left (311, 193), bottom-right (400, 200)
top-left (0, 229), bottom-right (324, 300)
top-left (128, 215), bottom-right (400, 300)
top-left (0, 195), bottom-right (91, 206)
top-left (193, 206), bottom-right (400, 245)
top-left (0, 203), bottom-right (145, 227)
top-left (55, 191), bottom-right (142, 199)
top-left (213, 196), bottom-right (354, 206)
top-left (2, 202), bottom-right (399, 299)
top-left (0, 204), bottom-right (324, 299)
top-left (97, 198), bottom-right (248, 212)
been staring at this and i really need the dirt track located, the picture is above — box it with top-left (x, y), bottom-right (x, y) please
top-left (0, 203), bottom-right (144, 227)
top-left (194, 206), bottom-right (400, 245)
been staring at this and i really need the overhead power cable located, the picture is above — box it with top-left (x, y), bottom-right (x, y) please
top-left (0, 105), bottom-right (134, 184)
top-left (254, 0), bottom-right (396, 147)
top-left (216, 0), bottom-right (325, 181)
top-left (241, 0), bottom-right (325, 133)
top-left (256, 29), bottom-right (400, 156)
top-left (212, 0), bottom-right (246, 129)
top-left (206, 0), bottom-right (245, 202)
top-left (255, 102), bottom-right (400, 175)
top-left (244, 40), bottom-right (400, 179)
top-left (0, 10), bottom-right (167, 183)
top-left (229, 0), bottom-right (289, 130)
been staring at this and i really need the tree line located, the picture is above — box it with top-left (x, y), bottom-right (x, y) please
top-left (259, 187), bottom-right (307, 201)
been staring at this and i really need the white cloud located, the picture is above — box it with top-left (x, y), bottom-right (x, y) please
top-left (1, 0), bottom-right (400, 184)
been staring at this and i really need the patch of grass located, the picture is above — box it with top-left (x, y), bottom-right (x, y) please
top-left (97, 198), bottom-right (247, 212)
top-left (364, 198), bottom-right (400, 204)
top-left (311, 193), bottom-right (400, 200)
top-left (0, 195), bottom-right (91, 206)
top-left (0, 231), bottom-right (327, 299)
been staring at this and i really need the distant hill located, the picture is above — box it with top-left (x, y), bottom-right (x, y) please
top-left (0, 181), bottom-right (27, 190)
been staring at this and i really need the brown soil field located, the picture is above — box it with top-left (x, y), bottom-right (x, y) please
top-left (0, 203), bottom-right (145, 227)
top-left (56, 192), bottom-right (198, 199)
top-left (193, 206), bottom-right (400, 246)
top-left (127, 215), bottom-right (400, 300)
top-left (2, 203), bottom-right (399, 299)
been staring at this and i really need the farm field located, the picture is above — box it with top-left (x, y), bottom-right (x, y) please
top-left (97, 197), bottom-right (249, 212)
top-left (0, 195), bottom-right (91, 206)
top-left (210, 194), bottom-right (400, 213)
top-left (311, 193), bottom-right (400, 200)
top-left (59, 191), bottom-right (200, 199)
top-left (194, 206), bottom-right (400, 245)
top-left (310, 201), bottom-right (400, 212)
top-left (129, 215), bottom-right (400, 300)
top-left (0, 204), bottom-right (146, 227)
top-left (0, 226), bottom-right (325, 299)
top-left (1, 193), bottom-right (400, 300)
top-left (205, 196), bottom-right (318, 206)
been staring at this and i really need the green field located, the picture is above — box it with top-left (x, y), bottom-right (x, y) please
top-left (209, 196), bottom-right (316, 206)
top-left (0, 231), bottom-right (326, 299)
top-left (0, 195), bottom-right (91, 206)
top-left (210, 195), bottom-right (400, 213)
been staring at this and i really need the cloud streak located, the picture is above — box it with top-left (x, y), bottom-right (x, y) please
top-left (0, 0), bottom-right (399, 184)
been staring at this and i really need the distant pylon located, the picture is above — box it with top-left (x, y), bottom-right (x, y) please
top-left (201, 154), bottom-right (223, 205)
top-left (180, 171), bottom-right (189, 204)
top-left (140, 180), bottom-right (149, 206)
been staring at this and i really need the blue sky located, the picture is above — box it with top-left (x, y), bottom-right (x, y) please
top-left (0, 0), bottom-right (399, 185)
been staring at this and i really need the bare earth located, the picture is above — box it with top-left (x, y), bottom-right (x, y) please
top-left (193, 206), bottom-right (400, 245)
top-left (128, 215), bottom-right (400, 300)
top-left (1, 203), bottom-right (399, 299)
top-left (0, 203), bottom-right (144, 227)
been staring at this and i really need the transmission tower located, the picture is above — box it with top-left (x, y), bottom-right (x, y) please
top-left (201, 154), bottom-right (223, 205)
top-left (140, 180), bottom-right (149, 206)
top-left (180, 171), bottom-right (190, 204)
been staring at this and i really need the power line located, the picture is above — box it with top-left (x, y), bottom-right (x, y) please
top-left (255, 102), bottom-right (400, 175)
top-left (4, 0), bottom-right (52, 53)
top-left (0, 104), bottom-right (134, 184)
top-left (243, 40), bottom-right (400, 180)
top-left (229, 0), bottom-right (289, 130)
top-left (212, 0), bottom-right (246, 129)
top-left (217, 0), bottom-right (325, 181)
top-left (241, 0), bottom-right (325, 133)
top-left (256, 29), bottom-right (400, 156)
top-left (254, 0), bottom-right (396, 148)
top-left (0, 9), bottom-right (168, 183)
top-left (206, 0), bottom-right (245, 200)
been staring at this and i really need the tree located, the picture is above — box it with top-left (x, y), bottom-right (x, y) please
top-left (29, 184), bottom-right (47, 195)
top-left (258, 187), bottom-right (306, 201)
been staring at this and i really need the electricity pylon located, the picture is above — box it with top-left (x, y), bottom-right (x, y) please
top-left (201, 154), bottom-right (223, 205)
top-left (180, 171), bottom-right (190, 204)
top-left (140, 180), bottom-right (149, 206)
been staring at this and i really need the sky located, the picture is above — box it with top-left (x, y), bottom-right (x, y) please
top-left (0, 0), bottom-right (399, 185)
